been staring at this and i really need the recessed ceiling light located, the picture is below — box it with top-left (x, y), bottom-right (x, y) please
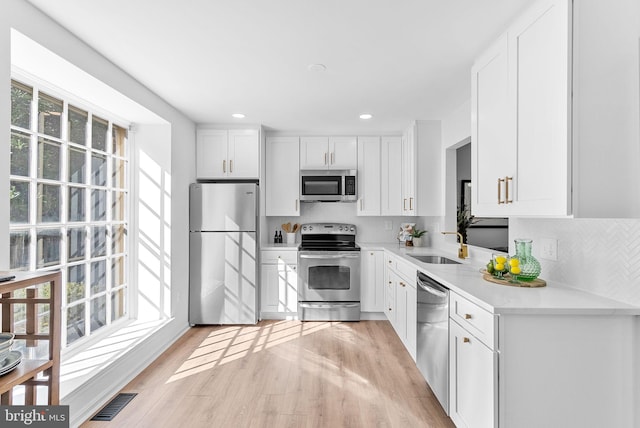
top-left (232, 113), bottom-right (245, 119)
top-left (359, 113), bottom-right (373, 120)
top-left (308, 63), bottom-right (327, 72)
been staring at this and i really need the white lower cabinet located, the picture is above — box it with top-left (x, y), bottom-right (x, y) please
top-left (449, 319), bottom-right (496, 428)
top-left (383, 253), bottom-right (417, 361)
top-left (361, 250), bottom-right (384, 312)
top-left (260, 249), bottom-right (297, 318)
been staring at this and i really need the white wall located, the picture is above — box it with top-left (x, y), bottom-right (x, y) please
top-left (2, 1), bottom-right (196, 424)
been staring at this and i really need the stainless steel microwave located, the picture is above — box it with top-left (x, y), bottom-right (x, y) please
top-left (300, 169), bottom-right (357, 202)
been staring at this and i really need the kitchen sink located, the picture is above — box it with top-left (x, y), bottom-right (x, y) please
top-left (409, 255), bottom-right (461, 265)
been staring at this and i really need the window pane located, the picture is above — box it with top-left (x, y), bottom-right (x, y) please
top-left (112, 125), bottom-right (127, 156)
top-left (68, 186), bottom-right (86, 222)
top-left (67, 265), bottom-right (86, 304)
top-left (92, 116), bottom-right (108, 151)
top-left (112, 191), bottom-right (125, 221)
top-left (91, 226), bottom-right (107, 257)
top-left (37, 138), bottom-right (61, 180)
top-left (111, 257), bottom-right (125, 288)
top-left (91, 153), bottom-right (107, 186)
top-left (10, 131), bottom-right (31, 176)
top-left (68, 106), bottom-right (87, 145)
top-left (11, 80), bottom-right (32, 129)
top-left (90, 296), bottom-right (106, 333)
top-left (68, 147), bottom-right (86, 183)
top-left (10, 180), bottom-right (30, 224)
top-left (38, 92), bottom-right (63, 138)
top-left (67, 227), bottom-right (86, 262)
top-left (37, 183), bottom-right (61, 223)
top-left (37, 228), bottom-right (61, 268)
top-left (91, 189), bottom-right (107, 221)
top-left (10, 231), bottom-right (30, 270)
top-left (90, 260), bottom-right (106, 295)
top-left (38, 302), bottom-right (50, 334)
top-left (67, 303), bottom-right (85, 344)
top-left (112, 225), bottom-right (126, 255)
top-left (112, 158), bottom-right (126, 188)
top-left (111, 287), bottom-right (126, 322)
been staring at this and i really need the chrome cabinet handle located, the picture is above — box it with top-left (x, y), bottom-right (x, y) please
top-left (223, 160), bottom-right (226, 173)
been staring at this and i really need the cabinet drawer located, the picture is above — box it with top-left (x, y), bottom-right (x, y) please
top-left (450, 292), bottom-right (496, 349)
top-left (261, 250), bottom-right (297, 265)
top-left (396, 259), bottom-right (416, 285)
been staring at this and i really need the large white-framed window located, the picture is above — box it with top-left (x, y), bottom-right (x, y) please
top-left (9, 77), bottom-right (130, 349)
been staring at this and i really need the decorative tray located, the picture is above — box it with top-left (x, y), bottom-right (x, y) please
top-left (480, 270), bottom-right (546, 288)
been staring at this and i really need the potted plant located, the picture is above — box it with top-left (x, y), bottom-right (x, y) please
top-left (410, 228), bottom-right (427, 247)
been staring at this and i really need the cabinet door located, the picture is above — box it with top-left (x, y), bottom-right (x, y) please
top-left (509, 0), bottom-right (570, 215)
top-left (384, 268), bottom-right (396, 325)
top-left (380, 136), bottom-right (402, 216)
top-left (227, 129), bottom-right (259, 178)
top-left (401, 126), bottom-right (417, 215)
top-left (300, 137), bottom-right (329, 169)
top-left (260, 261), bottom-right (298, 314)
top-left (405, 283), bottom-right (417, 361)
top-left (449, 320), bottom-right (497, 428)
top-left (266, 137), bottom-right (300, 216)
top-left (260, 264), bottom-right (279, 313)
top-left (357, 137), bottom-right (381, 216)
top-left (395, 277), bottom-right (408, 349)
top-left (471, 35), bottom-right (515, 217)
top-left (196, 129), bottom-right (228, 179)
top-left (329, 137), bottom-right (358, 169)
top-left (361, 250), bottom-right (383, 312)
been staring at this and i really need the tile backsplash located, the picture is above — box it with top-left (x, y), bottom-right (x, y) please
top-left (510, 218), bottom-right (640, 307)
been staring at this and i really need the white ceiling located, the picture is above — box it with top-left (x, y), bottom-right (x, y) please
top-left (26, 0), bottom-right (531, 133)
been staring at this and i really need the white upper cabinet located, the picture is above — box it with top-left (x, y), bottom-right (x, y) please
top-left (357, 137), bottom-right (381, 216)
top-left (380, 136), bottom-right (403, 216)
top-left (472, 0), bottom-right (640, 218)
top-left (266, 136), bottom-right (300, 216)
top-left (196, 128), bottom-right (260, 179)
top-left (472, 0), bottom-right (570, 217)
top-left (400, 121), bottom-right (443, 217)
top-left (300, 136), bottom-right (357, 170)
top-left (471, 35), bottom-right (514, 216)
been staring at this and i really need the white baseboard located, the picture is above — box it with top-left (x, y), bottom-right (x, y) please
top-left (63, 319), bottom-right (189, 428)
top-left (360, 312), bottom-right (386, 320)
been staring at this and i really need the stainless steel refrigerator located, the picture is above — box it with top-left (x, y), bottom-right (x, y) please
top-left (189, 182), bottom-right (258, 325)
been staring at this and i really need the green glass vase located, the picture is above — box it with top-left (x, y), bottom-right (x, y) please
top-left (512, 239), bottom-right (541, 282)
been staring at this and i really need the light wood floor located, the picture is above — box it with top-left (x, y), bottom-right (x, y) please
top-left (81, 320), bottom-right (455, 428)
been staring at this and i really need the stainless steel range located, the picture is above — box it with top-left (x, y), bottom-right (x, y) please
top-left (297, 223), bottom-right (361, 321)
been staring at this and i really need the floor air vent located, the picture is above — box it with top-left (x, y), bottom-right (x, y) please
top-left (91, 392), bottom-right (138, 421)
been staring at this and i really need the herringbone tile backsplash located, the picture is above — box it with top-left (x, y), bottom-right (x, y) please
top-left (510, 218), bottom-right (640, 307)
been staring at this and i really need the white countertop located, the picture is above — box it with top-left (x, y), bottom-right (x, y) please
top-left (261, 243), bottom-right (299, 251)
top-left (359, 242), bottom-right (640, 316)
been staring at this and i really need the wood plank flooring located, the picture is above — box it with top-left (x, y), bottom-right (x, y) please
top-left (81, 320), bottom-right (455, 428)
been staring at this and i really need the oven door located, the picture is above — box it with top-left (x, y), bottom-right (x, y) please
top-left (300, 174), bottom-right (342, 201)
top-left (297, 251), bottom-right (361, 302)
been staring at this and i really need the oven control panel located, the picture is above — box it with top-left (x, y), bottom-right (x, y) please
top-left (300, 223), bottom-right (356, 235)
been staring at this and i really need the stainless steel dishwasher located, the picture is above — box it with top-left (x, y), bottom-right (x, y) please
top-left (416, 271), bottom-right (449, 413)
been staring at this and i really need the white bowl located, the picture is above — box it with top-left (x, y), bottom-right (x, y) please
top-left (0, 333), bottom-right (14, 351)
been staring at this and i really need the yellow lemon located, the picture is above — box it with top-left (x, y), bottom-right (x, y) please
top-left (495, 256), bottom-right (507, 264)
top-left (495, 263), bottom-right (505, 271)
top-left (511, 266), bottom-right (521, 274)
top-left (509, 258), bottom-right (520, 267)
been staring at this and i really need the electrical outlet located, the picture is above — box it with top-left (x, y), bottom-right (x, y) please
top-left (384, 221), bottom-right (393, 231)
top-left (540, 238), bottom-right (558, 261)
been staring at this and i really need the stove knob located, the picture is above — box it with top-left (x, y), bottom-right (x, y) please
top-left (339, 226), bottom-right (343, 231)
top-left (350, 227), bottom-right (355, 232)
top-left (309, 226), bottom-right (313, 231)
top-left (302, 226), bottom-right (307, 231)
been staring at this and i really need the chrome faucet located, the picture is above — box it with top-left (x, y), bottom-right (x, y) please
top-left (441, 231), bottom-right (468, 259)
